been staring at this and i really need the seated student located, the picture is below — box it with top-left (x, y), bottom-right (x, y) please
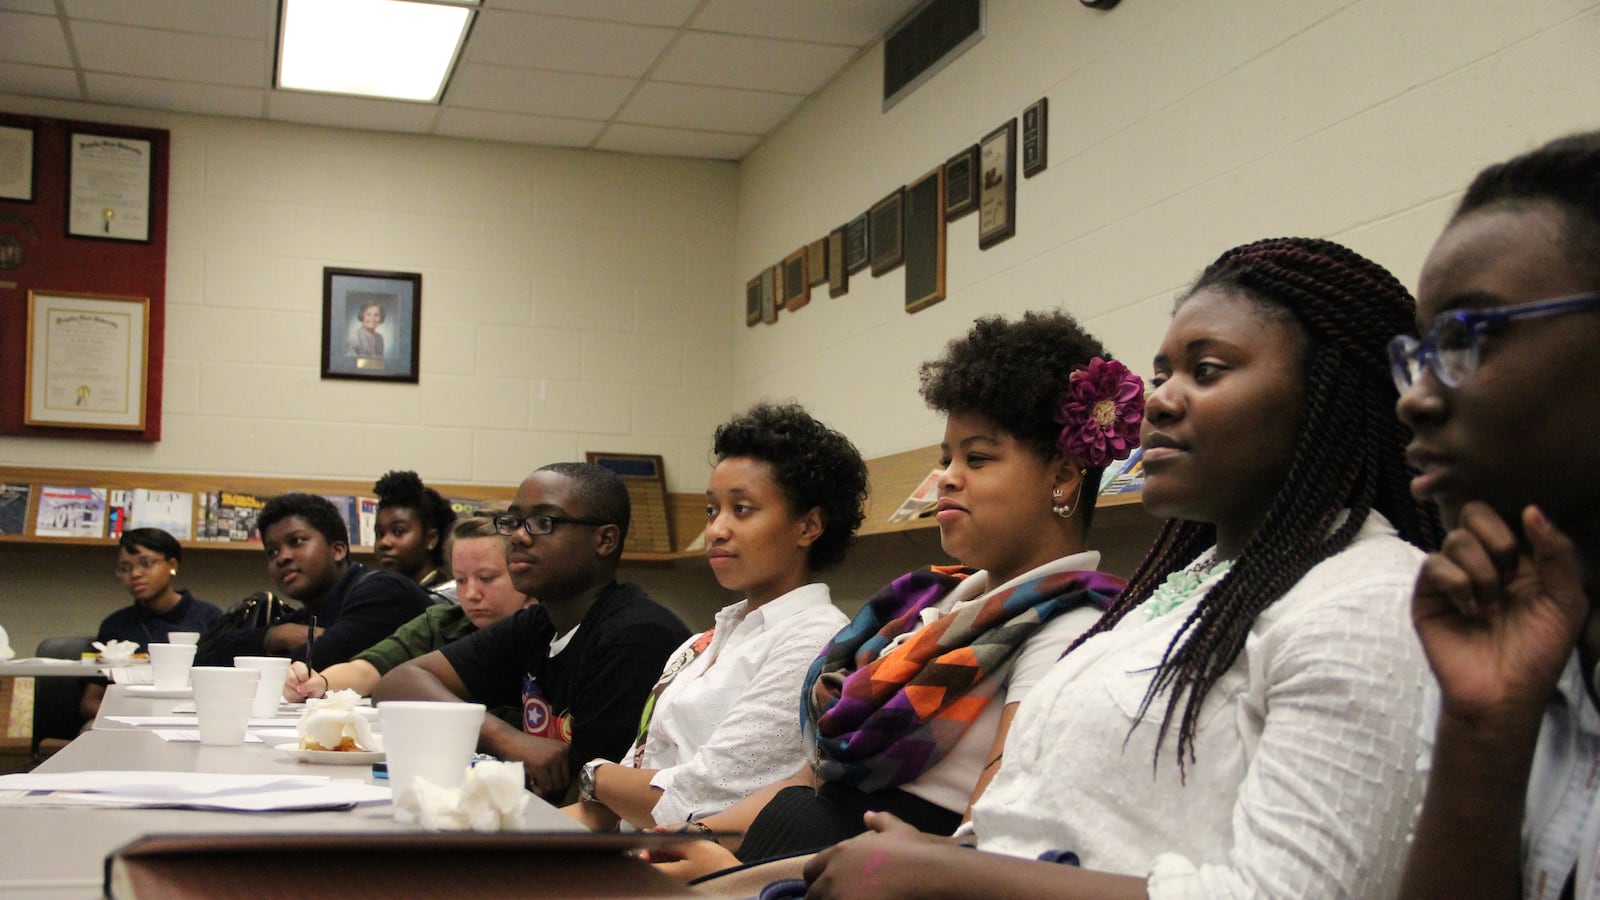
top-left (653, 311), bottom-right (1135, 880)
top-left (284, 516), bottom-right (531, 703)
top-left (1397, 133), bottom-right (1600, 900)
top-left (82, 528), bottom-right (223, 719)
top-left (374, 462), bottom-right (691, 802)
top-left (194, 493), bottom-right (436, 667)
top-left (371, 470), bottom-right (457, 599)
top-left (799, 238), bottom-right (1442, 900)
top-left (563, 402), bottom-right (866, 831)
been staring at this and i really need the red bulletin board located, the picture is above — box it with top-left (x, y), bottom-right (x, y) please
top-left (0, 112), bottom-right (169, 443)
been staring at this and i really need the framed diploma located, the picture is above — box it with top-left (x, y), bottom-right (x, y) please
top-left (978, 119), bottom-right (1017, 250)
top-left (25, 290), bottom-right (150, 431)
top-left (0, 125), bottom-right (34, 202)
top-left (68, 132), bottom-right (154, 242)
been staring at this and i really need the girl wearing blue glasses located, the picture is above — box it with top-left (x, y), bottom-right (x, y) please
top-left (1399, 132), bottom-right (1600, 900)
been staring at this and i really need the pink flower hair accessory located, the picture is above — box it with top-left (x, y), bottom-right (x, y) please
top-left (1055, 357), bottom-right (1144, 468)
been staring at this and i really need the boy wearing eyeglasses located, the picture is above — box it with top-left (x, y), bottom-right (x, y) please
top-left (375, 462), bottom-right (690, 803)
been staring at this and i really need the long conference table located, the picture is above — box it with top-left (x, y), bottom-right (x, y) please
top-left (0, 683), bottom-right (690, 898)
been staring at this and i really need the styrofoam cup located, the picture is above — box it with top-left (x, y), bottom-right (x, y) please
top-left (233, 656), bottom-right (293, 717)
top-left (166, 631), bottom-right (201, 645)
top-left (378, 700), bottom-right (485, 820)
top-left (147, 642), bottom-right (197, 691)
top-left (189, 666), bottom-right (260, 745)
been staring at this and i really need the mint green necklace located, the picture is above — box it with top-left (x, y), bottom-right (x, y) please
top-left (1144, 556), bottom-right (1234, 619)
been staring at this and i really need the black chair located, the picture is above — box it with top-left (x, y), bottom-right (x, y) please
top-left (30, 635), bottom-right (95, 763)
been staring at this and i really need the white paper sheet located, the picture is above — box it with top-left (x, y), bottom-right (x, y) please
top-left (152, 730), bottom-right (265, 744)
top-left (0, 770), bottom-right (389, 811)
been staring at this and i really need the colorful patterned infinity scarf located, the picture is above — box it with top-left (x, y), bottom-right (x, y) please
top-left (804, 564), bottom-right (1123, 793)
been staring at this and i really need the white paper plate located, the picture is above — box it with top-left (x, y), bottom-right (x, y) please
top-left (273, 742), bottom-right (384, 765)
top-left (126, 685), bottom-right (194, 699)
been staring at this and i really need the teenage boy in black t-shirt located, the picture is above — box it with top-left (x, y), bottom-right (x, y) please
top-left (195, 493), bottom-right (435, 667)
top-left (375, 462), bottom-right (690, 801)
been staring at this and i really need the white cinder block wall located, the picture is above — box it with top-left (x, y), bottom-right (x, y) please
top-left (732, 0), bottom-right (1600, 464)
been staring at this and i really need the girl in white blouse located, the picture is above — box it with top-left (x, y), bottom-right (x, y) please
top-left (563, 402), bottom-right (866, 830)
top-left (802, 238), bottom-right (1443, 900)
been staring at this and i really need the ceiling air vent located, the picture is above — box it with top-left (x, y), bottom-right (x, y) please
top-left (883, 0), bottom-right (984, 111)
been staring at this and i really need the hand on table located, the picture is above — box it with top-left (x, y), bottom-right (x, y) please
top-left (802, 812), bottom-right (959, 900)
top-left (640, 828), bottom-right (741, 881)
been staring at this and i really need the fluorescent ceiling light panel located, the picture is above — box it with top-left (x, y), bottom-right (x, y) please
top-left (277, 0), bottom-right (476, 103)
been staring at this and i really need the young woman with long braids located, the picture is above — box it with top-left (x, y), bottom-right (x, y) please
top-left (1397, 133), bottom-right (1600, 900)
top-left (800, 238), bottom-right (1441, 900)
top-left (649, 311), bottom-right (1139, 884)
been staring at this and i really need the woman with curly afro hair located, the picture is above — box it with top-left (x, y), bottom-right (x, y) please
top-left (650, 312), bottom-right (1139, 885)
top-left (371, 469), bottom-right (456, 596)
top-left (564, 402), bottom-right (865, 832)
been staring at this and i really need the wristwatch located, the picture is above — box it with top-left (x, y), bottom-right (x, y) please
top-left (578, 758), bottom-right (607, 803)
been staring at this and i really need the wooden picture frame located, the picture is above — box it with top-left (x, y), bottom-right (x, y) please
top-left (978, 119), bottom-right (1017, 250)
top-left (745, 275), bottom-right (762, 326)
top-left (783, 246), bottom-right (811, 311)
top-left (0, 125), bottom-right (35, 202)
top-left (869, 187), bottom-right (905, 276)
top-left (760, 266), bottom-right (778, 324)
top-left (321, 267), bottom-right (422, 383)
top-left (827, 226), bottom-right (848, 298)
top-left (25, 290), bottom-right (150, 430)
top-left (944, 144), bottom-right (978, 219)
top-left (903, 166), bottom-right (947, 314)
top-left (843, 213), bottom-right (869, 274)
top-left (807, 238), bottom-right (828, 286)
top-left (1022, 98), bottom-right (1048, 178)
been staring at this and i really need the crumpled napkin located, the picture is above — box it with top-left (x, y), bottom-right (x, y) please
top-left (397, 760), bottom-right (531, 832)
top-left (297, 689), bottom-right (379, 751)
top-left (92, 639), bottom-right (139, 662)
top-left (0, 625), bottom-right (13, 661)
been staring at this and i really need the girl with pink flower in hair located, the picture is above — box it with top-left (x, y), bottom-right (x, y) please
top-left (648, 311), bottom-right (1142, 885)
top-left (801, 238), bottom-right (1443, 900)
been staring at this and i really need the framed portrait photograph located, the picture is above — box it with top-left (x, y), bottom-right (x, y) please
top-left (783, 246), bottom-right (811, 311)
top-left (903, 166), bottom-right (947, 314)
top-left (68, 132), bottom-right (153, 242)
top-left (843, 213), bottom-right (870, 274)
top-left (979, 119), bottom-right (1017, 250)
top-left (321, 267), bottom-right (421, 383)
top-left (807, 238), bottom-right (828, 286)
top-left (25, 290), bottom-right (149, 430)
top-left (0, 125), bottom-right (35, 202)
top-left (827, 226), bottom-right (848, 299)
top-left (945, 144), bottom-right (978, 219)
top-left (745, 275), bottom-right (762, 327)
top-left (1023, 98), bottom-right (1048, 178)
top-left (760, 266), bottom-right (778, 324)
top-left (870, 187), bottom-right (905, 276)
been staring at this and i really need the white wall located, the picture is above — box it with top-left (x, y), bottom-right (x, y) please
top-left (732, 0), bottom-right (1600, 459)
top-left (0, 96), bottom-right (739, 492)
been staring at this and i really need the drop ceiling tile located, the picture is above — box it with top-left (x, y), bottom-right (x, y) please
top-left (618, 82), bottom-right (798, 135)
top-left (0, 12), bottom-right (72, 67)
top-left (597, 123), bottom-right (760, 160)
top-left (71, 21), bottom-right (267, 86)
top-left (653, 31), bottom-right (855, 93)
top-left (435, 107), bottom-right (602, 147)
top-left (466, 9), bottom-right (675, 78)
top-left (447, 63), bottom-right (634, 119)
top-left (486, 0), bottom-right (701, 29)
top-left (85, 72), bottom-right (265, 118)
top-left (0, 0), bottom-right (57, 13)
top-left (692, 0), bottom-right (919, 45)
top-left (0, 63), bottom-right (82, 100)
top-left (63, 0), bottom-right (273, 39)
top-left (268, 90), bottom-right (442, 134)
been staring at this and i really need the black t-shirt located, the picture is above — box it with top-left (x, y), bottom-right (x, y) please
top-left (441, 581), bottom-right (690, 775)
top-left (97, 590), bottom-right (223, 652)
top-left (195, 563), bottom-right (436, 667)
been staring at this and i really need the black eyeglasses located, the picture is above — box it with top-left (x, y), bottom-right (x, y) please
top-left (1388, 291), bottom-right (1600, 391)
top-left (491, 512), bottom-right (609, 537)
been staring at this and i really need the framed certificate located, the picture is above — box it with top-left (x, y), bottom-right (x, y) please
top-left (25, 290), bottom-right (150, 430)
top-left (978, 119), bottom-right (1017, 250)
top-left (68, 132), bottom-right (154, 242)
top-left (0, 125), bottom-right (35, 202)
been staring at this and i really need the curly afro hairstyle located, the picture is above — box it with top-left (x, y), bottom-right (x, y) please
top-left (258, 492), bottom-right (349, 547)
top-left (918, 310), bottom-right (1113, 528)
top-left (373, 470), bottom-right (456, 566)
top-left (712, 401), bottom-right (868, 570)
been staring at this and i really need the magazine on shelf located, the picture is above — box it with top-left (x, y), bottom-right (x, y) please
top-left (887, 469), bottom-right (942, 523)
top-left (35, 485), bottom-right (108, 537)
top-left (202, 491), bottom-right (268, 542)
top-left (131, 489), bottom-right (194, 540)
top-left (0, 483), bottom-right (30, 535)
top-left (321, 495), bottom-right (360, 545)
top-left (1098, 447), bottom-right (1145, 495)
top-left (107, 489), bottom-right (131, 539)
top-left (358, 497), bottom-right (378, 548)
